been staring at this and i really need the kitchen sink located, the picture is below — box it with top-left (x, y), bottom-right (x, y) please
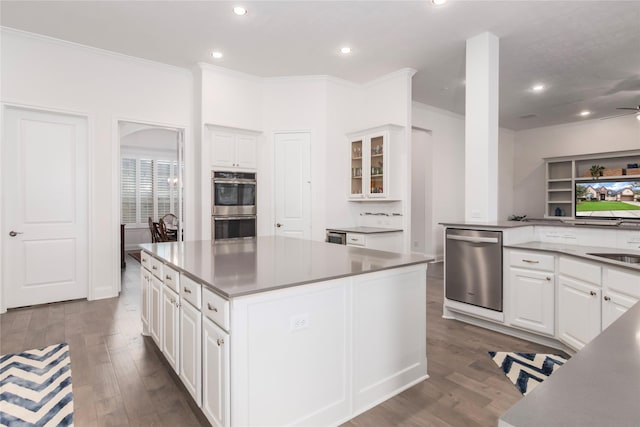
top-left (587, 253), bottom-right (640, 264)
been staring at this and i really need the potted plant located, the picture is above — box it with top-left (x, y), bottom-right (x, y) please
top-left (589, 164), bottom-right (605, 180)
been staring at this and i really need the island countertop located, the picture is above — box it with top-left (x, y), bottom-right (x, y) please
top-left (499, 299), bottom-right (640, 427)
top-left (140, 236), bottom-right (429, 299)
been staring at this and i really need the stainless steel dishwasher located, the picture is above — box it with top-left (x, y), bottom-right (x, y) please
top-left (445, 228), bottom-right (503, 312)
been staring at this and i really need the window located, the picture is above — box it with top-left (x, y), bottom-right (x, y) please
top-left (120, 156), bottom-right (178, 226)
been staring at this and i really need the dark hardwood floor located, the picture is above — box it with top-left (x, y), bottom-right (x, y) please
top-left (1, 258), bottom-right (563, 426)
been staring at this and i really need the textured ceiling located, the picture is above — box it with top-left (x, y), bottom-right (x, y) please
top-left (1, 1), bottom-right (639, 130)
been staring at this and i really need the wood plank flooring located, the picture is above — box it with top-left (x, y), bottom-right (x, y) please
top-left (1, 259), bottom-right (564, 426)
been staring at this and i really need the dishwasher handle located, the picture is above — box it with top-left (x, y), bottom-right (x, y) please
top-left (446, 234), bottom-right (499, 244)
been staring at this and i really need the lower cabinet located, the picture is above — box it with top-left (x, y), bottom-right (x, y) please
top-left (150, 276), bottom-right (163, 348)
top-left (162, 286), bottom-right (180, 373)
top-left (141, 267), bottom-right (151, 336)
top-left (558, 275), bottom-right (601, 351)
top-left (508, 268), bottom-right (555, 336)
top-left (602, 290), bottom-right (637, 330)
top-left (202, 317), bottom-right (230, 427)
top-left (180, 300), bottom-right (202, 406)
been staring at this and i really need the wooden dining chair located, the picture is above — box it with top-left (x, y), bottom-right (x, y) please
top-left (148, 217), bottom-right (157, 243)
top-left (156, 218), bottom-right (170, 242)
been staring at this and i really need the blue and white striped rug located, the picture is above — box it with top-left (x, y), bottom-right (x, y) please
top-left (489, 351), bottom-right (568, 396)
top-left (0, 343), bottom-right (74, 426)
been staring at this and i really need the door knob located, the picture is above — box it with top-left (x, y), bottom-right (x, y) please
top-left (276, 223), bottom-right (282, 228)
top-left (9, 231), bottom-right (23, 237)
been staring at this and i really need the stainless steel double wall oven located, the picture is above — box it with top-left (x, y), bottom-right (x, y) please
top-left (212, 171), bottom-right (257, 240)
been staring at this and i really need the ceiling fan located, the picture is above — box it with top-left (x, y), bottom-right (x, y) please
top-left (600, 104), bottom-right (640, 121)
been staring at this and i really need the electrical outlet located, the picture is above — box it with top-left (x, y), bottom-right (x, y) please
top-left (289, 314), bottom-right (309, 331)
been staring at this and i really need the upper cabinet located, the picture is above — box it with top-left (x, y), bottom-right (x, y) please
top-left (208, 126), bottom-right (259, 170)
top-left (348, 125), bottom-right (403, 201)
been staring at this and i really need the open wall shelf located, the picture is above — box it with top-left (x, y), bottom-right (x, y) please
top-left (545, 149), bottom-right (640, 218)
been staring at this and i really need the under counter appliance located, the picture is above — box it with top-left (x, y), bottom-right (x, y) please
top-left (212, 171), bottom-right (257, 240)
top-left (445, 228), bottom-right (503, 312)
top-left (326, 230), bottom-right (347, 245)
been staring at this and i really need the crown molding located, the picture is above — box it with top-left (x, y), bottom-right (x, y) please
top-left (196, 62), bottom-right (263, 82)
top-left (363, 68), bottom-right (417, 88)
top-left (1, 26), bottom-right (193, 78)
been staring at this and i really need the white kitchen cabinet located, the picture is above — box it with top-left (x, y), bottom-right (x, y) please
top-left (150, 275), bottom-right (163, 348)
top-left (602, 266), bottom-right (640, 330)
top-left (507, 249), bottom-right (555, 336)
top-left (558, 275), bottom-right (601, 351)
top-left (140, 266), bottom-right (151, 336)
top-left (346, 232), bottom-right (403, 253)
top-left (209, 128), bottom-right (257, 170)
top-left (202, 317), bottom-right (230, 427)
top-left (348, 125), bottom-right (402, 201)
top-left (508, 268), bottom-right (555, 336)
top-left (180, 298), bottom-right (202, 406)
top-left (161, 286), bottom-right (180, 373)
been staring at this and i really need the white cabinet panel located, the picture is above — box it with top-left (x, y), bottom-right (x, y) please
top-left (162, 287), bottom-right (180, 373)
top-left (180, 300), bottom-right (202, 406)
top-left (558, 275), bottom-right (601, 351)
top-left (559, 256), bottom-right (601, 285)
top-left (210, 133), bottom-right (236, 168)
top-left (202, 318), bottom-right (230, 427)
top-left (602, 290), bottom-right (638, 331)
top-left (141, 267), bottom-right (150, 336)
top-left (150, 275), bottom-right (163, 348)
top-left (508, 250), bottom-right (554, 271)
top-left (508, 268), bottom-right (555, 336)
top-left (235, 135), bottom-right (257, 169)
top-left (203, 288), bottom-right (230, 331)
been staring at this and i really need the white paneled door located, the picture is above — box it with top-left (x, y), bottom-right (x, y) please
top-left (2, 106), bottom-right (88, 308)
top-left (274, 132), bottom-right (311, 239)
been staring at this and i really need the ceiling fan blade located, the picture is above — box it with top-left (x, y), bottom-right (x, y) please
top-left (600, 112), bottom-right (636, 120)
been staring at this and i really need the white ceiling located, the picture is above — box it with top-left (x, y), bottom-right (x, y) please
top-left (2, 1), bottom-right (639, 130)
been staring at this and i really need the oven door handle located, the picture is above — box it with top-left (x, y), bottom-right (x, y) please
top-left (213, 179), bottom-right (256, 185)
top-left (214, 216), bottom-right (256, 221)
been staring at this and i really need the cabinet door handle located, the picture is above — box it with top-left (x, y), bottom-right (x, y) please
top-left (590, 291), bottom-right (597, 296)
top-left (217, 338), bottom-right (224, 346)
top-left (604, 296), bottom-right (611, 301)
top-left (184, 287), bottom-right (192, 294)
top-left (142, 258), bottom-right (147, 262)
top-left (166, 274), bottom-right (172, 280)
top-left (522, 259), bottom-right (539, 264)
top-left (152, 266), bottom-right (158, 270)
top-left (207, 303), bottom-right (218, 312)
top-left (546, 277), bottom-right (551, 281)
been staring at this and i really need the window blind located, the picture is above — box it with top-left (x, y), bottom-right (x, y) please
top-left (121, 158), bottom-right (137, 224)
top-left (139, 159), bottom-right (154, 224)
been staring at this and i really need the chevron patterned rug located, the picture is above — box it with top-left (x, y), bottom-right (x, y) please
top-left (488, 351), bottom-right (568, 396)
top-left (0, 343), bottom-right (74, 426)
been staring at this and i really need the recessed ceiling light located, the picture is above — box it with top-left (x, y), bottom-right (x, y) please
top-left (636, 113), bottom-right (640, 121)
top-left (432, 0), bottom-right (447, 5)
top-left (531, 84), bottom-right (545, 92)
top-left (211, 51), bottom-right (223, 59)
top-left (340, 47), bottom-right (352, 54)
top-left (579, 110), bottom-right (591, 117)
top-left (233, 6), bottom-right (247, 16)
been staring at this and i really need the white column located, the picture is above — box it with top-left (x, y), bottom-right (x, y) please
top-left (465, 32), bottom-right (499, 222)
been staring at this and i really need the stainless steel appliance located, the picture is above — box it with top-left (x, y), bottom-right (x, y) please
top-left (212, 171), bottom-right (257, 240)
top-left (213, 216), bottom-right (256, 240)
top-left (326, 230), bottom-right (347, 245)
top-left (445, 228), bottom-right (503, 312)
top-left (212, 171), bottom-right (257, 216)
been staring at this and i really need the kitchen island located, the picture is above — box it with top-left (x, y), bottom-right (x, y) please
top-left (140, 237), bottom-right (429, 427)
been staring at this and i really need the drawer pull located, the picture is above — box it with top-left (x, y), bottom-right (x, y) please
top-left (166, 274), bottom-right (172, 280)
top-left (217, 338), bottom-right (224, 346)
top-left (522, 259), bottom-right (539, 264)
top-left (207, 303), bottom-right (218, 312)
top-left (152, 266), bottom-right (158, 270)
top-left (590, 291), bottom-right (597, 296)
top-left (142, 258), bottom-right (147, 262)
top-left (604, 296), bottom-right (611, 301)
top-left (184, 288), bottom-right (192, 294)
top-left (546, 277), bottom-right (551, 281)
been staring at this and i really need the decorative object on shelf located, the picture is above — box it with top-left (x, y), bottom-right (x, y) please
top-left (589, 164), bottom-right (605, 180)
top-left (555, 207), bottom-right (562, 216)
top-left (603, 168), bottom-right (625, 176)
top-left (508, 214), bottom-right (527, 221)
top-left (627, 164), bottom-right (639, 176)
top-left (488, 351), bottom-right (568, 396)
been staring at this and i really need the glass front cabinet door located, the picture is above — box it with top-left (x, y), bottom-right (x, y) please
top-left (349, 128), bottom-right (393, 200)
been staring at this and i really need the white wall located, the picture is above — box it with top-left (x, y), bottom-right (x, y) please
top-left (1, 29), bottom-right (193, 301)
top-left (513, 115), bottom-right (640, 217)
top-left (411, 129), bottom-right (432, 255)
top-left (412, 102), bottom-right (466, 260)
top-left (498, 128), bottom-right (515, 220)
